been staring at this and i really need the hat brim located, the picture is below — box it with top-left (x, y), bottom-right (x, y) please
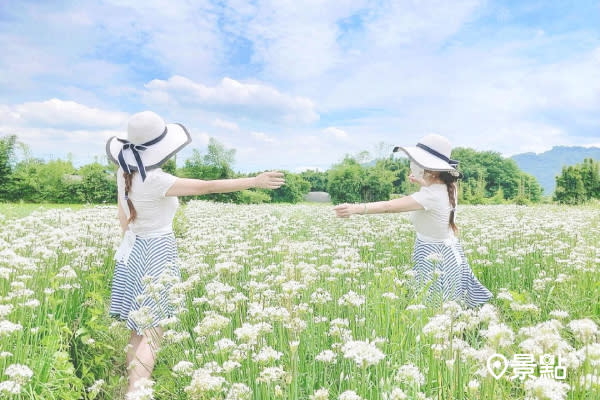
top-left (393, 146), bottom-right (456, 171)
top-left (106, 123), bottom-right (191, 171)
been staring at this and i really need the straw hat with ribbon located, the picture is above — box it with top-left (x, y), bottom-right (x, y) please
top-left (393, 134), bottom-right (459, 172)
top-left (106, 111), bottom-right (192, 181)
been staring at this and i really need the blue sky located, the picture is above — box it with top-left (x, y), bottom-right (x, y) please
top-left (0, 0), bottom-right (598, 172)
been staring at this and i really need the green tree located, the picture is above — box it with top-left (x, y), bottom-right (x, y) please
top-left (554, 158), bottom-right (600, 204)
top-left (327, 157), bottom-right (394, 204)
top-left (79, 163), bottom-right (118, 203)
top-left (178, 138), bottom-right (240, 203)
top-left (10, 159), bottom-right (77, 202)
top-left (554, 165), bottom-right (586, 205)
top-left (374, 157), bottom-right (411, 194)
top-left (0, 134), bottom-right (17, 199)
top-left (579, 158), bottom-right (600, 199)
top-left (451, 147), bottom-right (543, 204)
top-left (327, 157), bottom-right (364, 204)
top-left (300, 169), bottom-right (328, 192)
top-left (270, 172), bottom-right (310, 203)
top-left (161, 156), bottom-right (177, 175)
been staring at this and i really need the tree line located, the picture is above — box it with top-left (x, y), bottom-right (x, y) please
top-left (553, 158), bottom-right (600, 205)
top-left (0, 134), bottom-right (596, 205)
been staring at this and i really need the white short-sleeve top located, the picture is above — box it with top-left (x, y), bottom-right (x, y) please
top-left (117, 167), bottom-right (178, 236)
top-left (409, 183), bottom-right (455, 241)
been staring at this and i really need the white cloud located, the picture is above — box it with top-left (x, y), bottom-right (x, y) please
top-left (144, 75), bottom-right (319, 123)
top-left (363, 0), bottom-right (483, 48)
top-left (13, 99), bottom-right (128, 129)
top-left (222, 0), bottom-right (365, 81)
top-left (212, 118), bottom-right (240, 131)
top-left (323, 127), bottom-right (348, 140)
top-left (251, 131), bottom-right (276, 143)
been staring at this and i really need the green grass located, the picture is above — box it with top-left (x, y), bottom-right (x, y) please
top-left (0, 202), bottom-right (88, 219)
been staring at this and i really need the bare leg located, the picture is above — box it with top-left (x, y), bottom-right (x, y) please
top-left (126, 327), bottom-right (163, 394)
top-left (126, 331), bottom-right (143, 370)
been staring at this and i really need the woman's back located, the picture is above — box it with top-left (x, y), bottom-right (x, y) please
top-left (117, 167), bottom-right (178, 236)
top-left (409, 183), bottom-right (455, 241)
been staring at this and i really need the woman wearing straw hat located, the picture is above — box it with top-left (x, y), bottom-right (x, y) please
top-left (106, 111), bottom-right (284, 396)
top-left (333, 134), bottom-right (492, 308)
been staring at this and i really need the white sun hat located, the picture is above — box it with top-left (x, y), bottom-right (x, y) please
top-left (393, 134), bottom-right (459, 171)
top-left (106, 111), bottom-right (192, 181)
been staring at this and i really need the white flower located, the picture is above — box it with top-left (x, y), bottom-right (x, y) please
top-left (394, 363), bottom-right (424, 386)
top-left (184, 367), bottom-right (227, 396)
top-left (549, 310), bottom-right (569, 319)
top-left (129, 307), bottom-right (155, 330)
top-left (4, 364), bottom-right (33, 384)
top-left (0, 380), bottom-right (21, 395)
top-left (579, 374), bottom-right (600, 390)
top-left (234, 322), bottom-right (272, 345)
top-left (481, 322), bottom-right (514, 347)
top-left (315, 350), bottom-right (337, 364)
top-left (467, 379), bottom-right (480, 393)
top-left (0, 320), bottom-right (23, 336)
top-left (524, 376), bottom-right (569, 400)
top-left (0, 305), bottom-right (13, 318)
top-left (126, 378), bottom-right (154, 400)
top-left (510, 303), bottom-right (540, 313)
top-left (223, 360), bottom-right (241, 373)
top-left (257, 366), bottom-right (287, 384)
top-left (225, 383), bottom-right (252, 400)
top-left (194, 312), bottom-right (230, 338)
top-left (338, 291), bottom-right (365, 307)
top-left (341, 340), bottom-right (385, 368)
top-left (422, 314), bottom-right (451, 340)
top-left (172, 361), bottom-right (195, 376)
top-left (576, 343), bottom-right (600, 366)
top-left (384, 388), bottom-right (407, 400)
top-left (567, 318), bottom-right (598, 343)
top-left (338, 390), bottom-right (363, 400)
top-left (310, 288), bottom-right (333, 304)
top-left (309, 387), bottom-right (329, 400)
top-left (87, 379), bottom-right (105, 395)
top-left (253, 346), bottom-right (283, 363)
top-left (213, 338), bottom-right (236, 353)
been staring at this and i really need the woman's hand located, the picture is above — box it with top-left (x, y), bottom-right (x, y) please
top-left (333, 203), bottom-right (361, 218)
top-left (254, 171), bottom-right (285, 189)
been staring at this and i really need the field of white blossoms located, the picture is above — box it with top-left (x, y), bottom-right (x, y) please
top-left (0, 201), bottom-right (599, 399)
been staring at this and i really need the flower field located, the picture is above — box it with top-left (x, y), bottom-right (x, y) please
top-left (0, 202), bottom-right (599, 399)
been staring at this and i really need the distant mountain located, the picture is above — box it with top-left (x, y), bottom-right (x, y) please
top-left (511, 146), bottom-right (600, 195)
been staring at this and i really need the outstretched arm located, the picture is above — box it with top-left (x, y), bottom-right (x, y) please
top-left (165, 171), bottom-right (285, 197)
top-left (333, 195), bottom-right (423, 218)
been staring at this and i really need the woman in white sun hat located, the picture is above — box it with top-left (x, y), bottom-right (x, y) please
top-left (106, 111), bottom-right (284, 396)
top-left (334, 134), bottom-right (492, 308)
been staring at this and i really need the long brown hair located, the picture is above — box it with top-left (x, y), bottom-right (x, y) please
top-left (123, 171), bottom-right (137, 223)
top-left (438, 171), bottom-right (459, 235)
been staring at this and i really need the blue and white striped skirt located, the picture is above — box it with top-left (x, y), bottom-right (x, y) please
top-left (109, 232), bottom-right (182, 334)
top-left (411, 236), bottom-right (492, 308)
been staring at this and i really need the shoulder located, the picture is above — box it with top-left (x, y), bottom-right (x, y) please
top-left (410, 184), bottom-right (446, 210)
top-left (146, 168), bottom-right (178, 196)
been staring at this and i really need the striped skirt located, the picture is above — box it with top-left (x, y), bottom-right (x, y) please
top-left (411, 236), bottom-right (492, 308)
top-left (109, 232), bottom-right (182, 335)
